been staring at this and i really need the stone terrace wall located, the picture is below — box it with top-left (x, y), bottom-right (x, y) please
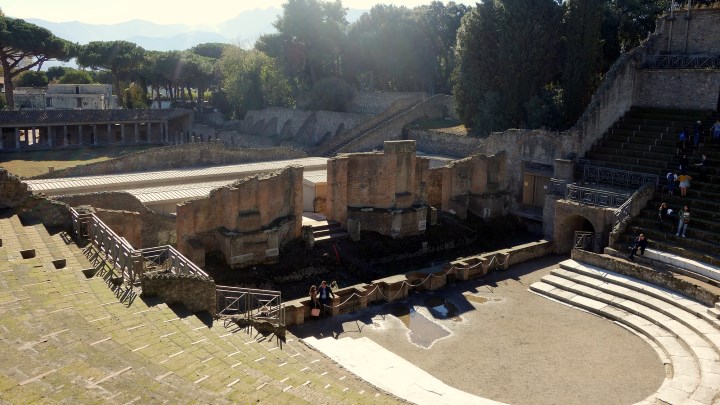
top-left (55, 192), bottom-right (175, 248)
top-left (0, 168), bottom-right (70, 228)
top-left (94, 209), bottom-right (143, 249)
top-left (31, 143), bottom-right (306, 179)
top-left (634, 69), bottom-right (720, 110)
top-left (665, 7), bottom-right (720, 54)
top-left (409, 129), bottom-right (484, 158)
top-left (176, 167), bottom-right (303, 268)
top-left (141, 271), bottom-right (217, 315)
top-left (347, 92), bottom-right (426, 114)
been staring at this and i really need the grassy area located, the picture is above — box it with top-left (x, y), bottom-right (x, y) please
top-left (408, 119), bottom-right (470, 136)
top-left (0, 145), bottom-right (158, 178)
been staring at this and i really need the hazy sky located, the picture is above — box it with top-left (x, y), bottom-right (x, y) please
top-left (2, 0), bottom-right (469, 25)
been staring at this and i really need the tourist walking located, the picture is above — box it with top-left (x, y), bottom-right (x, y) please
top-left (711, 120), bottom-right (720, 143)
top-left (317, 280), bottom-right (335, 316)
top-left (693, 120), bottom-right (702, 148)
top-left (676, 205), bottom-right (690, 238)
top-left (694, 154), bottom-right (709, 182)
top-left (677, 173), bottom-right (692, 197)
top-left (666, 171), bottom-right (677, 195)
top-left (659, 202), bottom-right (672, 223)
top-left (629, 233), bottom-right (648, 261)
top-left (678, 127), bottom-right (688, 153)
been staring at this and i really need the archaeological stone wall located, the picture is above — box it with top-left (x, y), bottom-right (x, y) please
top-left (326, 140), bottom-right (431, 239)
top-left (0, 168), bottom-right (70, 228)
top-left (94, 209), bottom-right (143, 249)
top-left (663, 8), bottom-right (720, 54)
top-left (32, 143), bottom-right (306, 179)
top-left (408, 129), bottom-right (484, 158)
top-left (428, 152), bottom-right (509, 220)
top-left (55, 192), bottom-right (175, 248)
top-left (141, 270), bottom-right (217, 315)
top-left (634, 69), bottom-right (720, 110)
top-left (176, 167), bottom-right (304, 269)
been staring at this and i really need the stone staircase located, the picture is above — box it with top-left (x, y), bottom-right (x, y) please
top-left (0, 214), bottom-right (401, 404)
top-left (530, 259), bottom-right (720, 404)
top-left (581, 107), bottom-right (720, 276)
top-left (312, 221), bottom-right (349, 244)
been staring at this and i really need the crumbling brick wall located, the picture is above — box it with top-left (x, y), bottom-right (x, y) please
top-left (141, 270), bottom-right (216, 315)
top-left (0, 168), bottom-right (70, 228)
top-left (176, 166), bottom-right (304, 268)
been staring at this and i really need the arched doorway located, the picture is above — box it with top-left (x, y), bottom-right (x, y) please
top-left (557, 214), bottom-right (595, 253)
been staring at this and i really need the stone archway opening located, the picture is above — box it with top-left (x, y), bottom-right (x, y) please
top-left (557, 214), bottom-right (595, 253)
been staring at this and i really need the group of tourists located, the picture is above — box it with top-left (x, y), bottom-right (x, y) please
top-left (670, 120), bottom-right (716, 196)
top-left (629, 204), bottom-right (691, 260)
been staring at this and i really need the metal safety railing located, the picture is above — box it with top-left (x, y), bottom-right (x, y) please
top-left (644, 54), bottom-right (720, 70)
top-left (565, 184), bottom-right (630, 208)
top-left (583, 165), bottom-right (659, 189)
top-left (138, 245), bottom-right (209, 278)
top-left (547, 178), bottom-right (568, 196)
top-left (216, 285), bottom-right (284, 326)
top-left (573, 232), bottom-right (606, 253)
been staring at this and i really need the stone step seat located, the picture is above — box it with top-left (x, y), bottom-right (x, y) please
top-left (605, 130), bottom-right (687, 145)
top-left (592, 144), bottom-right (678, 162)
top-left (627, 106), bottom-right (709, 118)
top-left (529, 281), bottom-right (704, 405)
top-left (633, 214), bottom-right (720, 238)
top-left (612, 124), bottom-right (691, 136)
top-left (637, 248), bottom-right (720, 286)
top-left (594, 141), bottom-right (719, 164)
top-left (310, 222), bottom-right (343, 233)
top-left (314, 232), bottom-right (350, 244)
top-left (622, 224), bottom-right (720, 256)
top-left (599, 139), bottom-right (677, 155)
top-left (617, 232), bottom-right (720, 268)
top-left (618, 116), bottom-right (707, 128)
top-left (4, 215), bottom-right (36, 260)
top-left (24, 224), bottom-right (68, 269)
top-left (551, 260), bottom-right (720, 330)
top-left (0, 224), bottom-right (397, 403)
top-left (657, 193), bottom-right (720, 212)
top-left (581, 158), bottom-right (720, 189)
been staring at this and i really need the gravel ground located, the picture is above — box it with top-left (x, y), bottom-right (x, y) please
top-left (290, 254), bottom-right (666, 405)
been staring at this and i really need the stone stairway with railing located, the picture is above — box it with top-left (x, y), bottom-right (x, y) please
top-left (530, 259), bottom-right (720, 404)
top-left (0, 214), bottom-right (402, 404)
top-left (580, 107), bottom-right (720, 281)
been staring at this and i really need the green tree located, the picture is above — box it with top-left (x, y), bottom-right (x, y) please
top-left (258, 0), bottom-right (348, 92)
top-left (453, 0), bottom-right (562, 134)
top-left (46, 66), bottom-right (68, 82)
top-left (562, 0), bottom-right (605, 124)
top-left (300, 77), bottom-right (355, 111)
top-left (0, 13), bottom-right (72, 108)
top-left (58, 69), bottom-right (94, 84)
top-left (77, 41), bottom-right (145, 102)
top-left (123, 82), bottom-right (148, 109)
top-left (219, 46), bottom-right (293, 118)
top-left (13, 70), bottom-right (48, 87)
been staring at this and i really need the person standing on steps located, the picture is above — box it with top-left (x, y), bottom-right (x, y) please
top-left (711, 120), bottom-right (720, 144)
top-left (659, 202), bottom-right (672, 226)
top-left (679, 154), bottom-right (689, 174)
top-left (693, 120), bottom-right (702, 148)
top-left (677, 173), bottom-right (692, 197)
top-left (666, 170), bottom-right (677, 195)
top-left (629, 233), bottom-right (648, 261)
top-left (694, 154), bottom-right (709, 182)
top-left (678, 127), bottom-right (688, 154)
top-left (676, 205), bottom-right (690, 238)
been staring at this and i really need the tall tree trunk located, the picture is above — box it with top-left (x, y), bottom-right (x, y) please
top-left (2, 63), bottom-right (15, 109)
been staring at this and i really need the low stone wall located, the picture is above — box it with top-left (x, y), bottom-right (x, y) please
top-left (55, 192), bottom-right (175, 248)
top-left (0, 168), bottom-right (70, 229)
top-left (94, 209), bottom-right (143, 249)
top-left (409, 129), bottom-right (484, 158)
top-left (572, 249), bottom-right (718, 306)
top-left (141, 270), bottom-right (217, 315)
top-left (282, 239), bottom-right (553, 325)
top-left (32, 143), bottom-right (306, 179)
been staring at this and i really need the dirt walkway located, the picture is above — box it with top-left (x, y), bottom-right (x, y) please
top-left (290, 255), bottom-right (665, 405)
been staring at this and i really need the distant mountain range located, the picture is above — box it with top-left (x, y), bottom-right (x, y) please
top-left (24, 8), bottom-right (367, 52)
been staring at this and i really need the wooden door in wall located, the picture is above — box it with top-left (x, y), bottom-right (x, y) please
top-left (522, 173), bottom-right (550, 207)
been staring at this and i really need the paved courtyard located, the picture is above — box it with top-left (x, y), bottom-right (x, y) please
top-left (291, 255), bottom-right (666, 405)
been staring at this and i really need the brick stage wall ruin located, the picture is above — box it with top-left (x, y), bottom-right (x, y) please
top-left (428, 152), bottom-right (510, 220)
top-left (32, 143), bottom-right (306, 179)
top-left (176, 167), bottom-right (304, 269)
top-left (0, 168), bottom-right (70, 228)
top-left (94, 209), bottom-right (143, 249)
top-left (141, 270), bottom-right (217, 315)
top-left (326, 140), bottom-right (430, 239)
top-left (55, 192), bottom-right (175, 248)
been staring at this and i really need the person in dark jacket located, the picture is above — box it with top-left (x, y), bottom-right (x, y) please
top-left (629, 233), bottom-right (648, 261)
top-left (317, 280), bottom-right (335, 316)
